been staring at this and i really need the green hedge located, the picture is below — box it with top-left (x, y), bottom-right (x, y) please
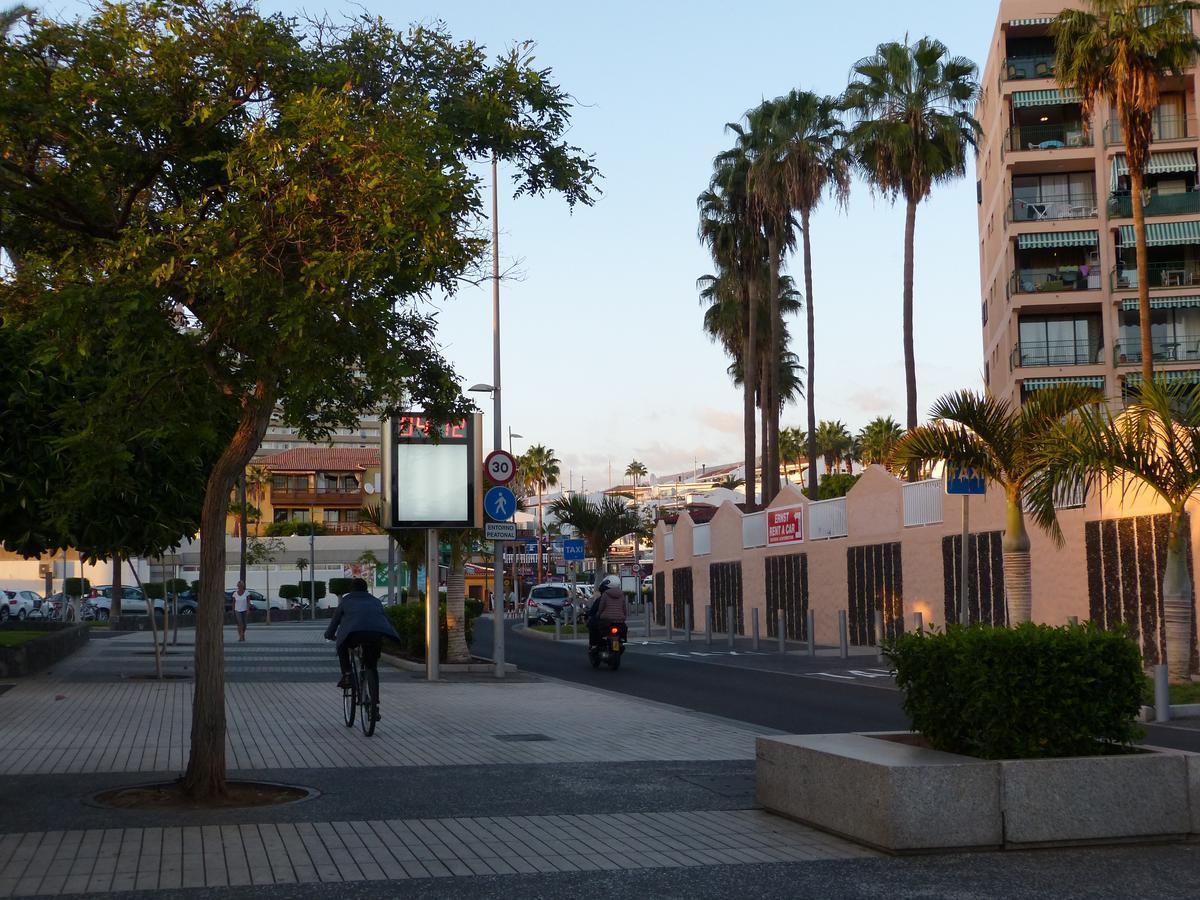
top-left (298, 580), bottom-right (326, 600)
top-left (328, 577), bottom-right (355, 598)
top-left (883, 622), bottom-right (1146, 759)
top-left (384, 602), bottom-right (476, 662)
top-left (262, 521), bottom-right (328, 537)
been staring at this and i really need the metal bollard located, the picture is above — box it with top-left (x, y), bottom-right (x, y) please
top-left (751, 608), bottom-right (760, 651)
top-left (1155, 663), bottom-right (1171, 723)
top-left (777, 609), bottom-right (786, 653)
top-left (874, 610), bottom-right (885, 662)
top-left (554, 616), bottom-right (561, 641)
top-left (704, 605), bottom-right (712, 646)
top-left (646, 604), bottom-right (652, 638)
top-left (914, 611), bottom-right (924, 633)
top-left (684, 606), bottom-right (692, 644)
top-left (807, 609), bottom-right (816, 657)
top-left (727, 605), bottom-right (735, 650)
top-left (838, 610), bottom-right (849, 659)
top-left (666, 603), bottom-right (673, 641)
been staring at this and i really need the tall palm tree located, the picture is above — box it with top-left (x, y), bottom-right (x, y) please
top-left (244, 464), bottom-right (270, 536)
top-left (548, 493), bottom-right (640, 576)
top-left (714, 474), bottom-right (746, 491)
top-left (892, 385), bottom-right (1098, 625)
top-left (1031, 380), bottom-right (1199, 680)
top-left (521, 444), bottom-right (560, 583)
top-left (778, 426), bottom-right (806, 483)
top-left (625, 460), bottom-right (647, 487)
top-left (857, 416), bottom-right (904, 470)
top-left (815, 420), bottom-right (853, 475)
top-left (443, 530), bottom-right (481, 664)
top-left (843, 37), bottom-right (981, 444)
top-left (1054, 2), bottom-right (1200, 384)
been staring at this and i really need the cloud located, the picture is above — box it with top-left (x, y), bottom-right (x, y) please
top-left (847, 388), bottom-right (898, 415)
top-left (696, 407), bottom-right (743, 435)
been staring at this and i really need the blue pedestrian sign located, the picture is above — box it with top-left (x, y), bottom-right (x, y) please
top-left (563, 539), bottom-right (585, 561)
top-left (484, 486), bottom-right (517, 521)
top-left (946, 464), bottom-right (987, 495)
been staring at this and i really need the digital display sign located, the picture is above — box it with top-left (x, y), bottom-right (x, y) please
top-left (382, 413), bottom-right (483, 529)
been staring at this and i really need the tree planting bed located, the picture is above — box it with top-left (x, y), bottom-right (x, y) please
top-left (0, 622), bottom-right (89, 677)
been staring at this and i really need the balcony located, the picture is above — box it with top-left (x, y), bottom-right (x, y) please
top-left (270, 487), bottom-right (364, 507)
top-left (1111, 260), bottom-right (1200, 291)
top-left (1107, 189), bottom-right (1200, 219)
top-left (1010, 267), bottom-right (1102, 295)
top-left (1113, 333), bottom-right (1200, 365)
top-left (1004, 55), bottom-right (1056, 81)
top-left (1106, 114), bottom-right (1193, 146)
top-left (1006, 122), bottom-right (1091, 152)
top-left (1009, 194), bottom-right (1098, 222)
top-left (322, 522), bottom-right (378, 535)
top-left (1013, 339), bottom-right (1104, 367)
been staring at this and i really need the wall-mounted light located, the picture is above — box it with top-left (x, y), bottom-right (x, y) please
top-left (1040, 115), bottom-right (1050, 122)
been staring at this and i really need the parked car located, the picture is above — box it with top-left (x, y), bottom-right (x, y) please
top-left (642, 575), bottom-right (654, 590)
top-left (249, 594), bottom-right (292, 612)
top-left (526, 583), bottom-right (573, 617)
top-left (1, 589), bottom-right (41, 620)
top-left (89, 586), bottom-right (162, 618)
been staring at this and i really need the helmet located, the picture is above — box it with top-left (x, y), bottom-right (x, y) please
top-left (598, 574), bottom-right (621, 593)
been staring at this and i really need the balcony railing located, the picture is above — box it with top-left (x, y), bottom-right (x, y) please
top-left (1006, 122), bottom-right (1091, 152)
top-left (1113, 333), bottom-right (1200, 364)
top-left (902, 479), bottom-right (943, 527)
top-left (1110, 260), bottom-right (1200, 291)
top-left (1009, 195), bottom-right (1098, 222)
top-left (321, 522), bottom-right (378, 535)
top-left (1106, 114), bottom-right (1193, 146)
top-left (1005, 55), bottom-right (1056, 81)
top-left (1010, 267), bottom-right (1102, 295)
top-left (270, 487), bottom-right (364, 506)
top-left (1013, 339), bottom-right (1104, 367)
top-left (1107, 189), bottom-right (1200, 219)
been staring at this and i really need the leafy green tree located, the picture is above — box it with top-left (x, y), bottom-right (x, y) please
top-left (818, 472), bottom-right (860, 499)
top-left (857, 416), bottom-right (904, 470)
top-left (521, 445), bottom-right (560, 582)
top-left (843, 38), bottom-right (981, 439)
top-left (1031, 380), bottom-right (1199, 680)
top-left (893, 385), bottom-right (1098, 625)
top-left (0, 1), bottom-right (596, 799)
top-left (1054, 1), bottom-right (1200, 384)
top-left (246, 535), bottom-right (284, 622)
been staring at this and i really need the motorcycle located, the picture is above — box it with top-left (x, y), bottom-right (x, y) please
top-left (588, 621), bottom-right (627, 671)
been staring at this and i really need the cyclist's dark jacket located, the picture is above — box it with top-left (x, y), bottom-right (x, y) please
top-left (324, 591), bottom-right (401, 648)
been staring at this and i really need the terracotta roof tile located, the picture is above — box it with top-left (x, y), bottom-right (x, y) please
top-left (259, 447), bottom-right (380, 472)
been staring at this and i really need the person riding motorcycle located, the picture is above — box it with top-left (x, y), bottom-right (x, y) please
top-left (587, 574), bottom-right (627, 647)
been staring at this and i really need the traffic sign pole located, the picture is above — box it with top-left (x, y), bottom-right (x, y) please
top-left (960, 494), bottom-right (970, 626)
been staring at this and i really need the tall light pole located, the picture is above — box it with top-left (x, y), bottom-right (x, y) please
top-left (490, 154), bottom-right (506, 680)
top-left (508, 428), bottom-right (523, 459)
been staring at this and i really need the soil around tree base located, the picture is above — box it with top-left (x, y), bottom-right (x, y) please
top-left (93, 779), bottom-right (312, 810)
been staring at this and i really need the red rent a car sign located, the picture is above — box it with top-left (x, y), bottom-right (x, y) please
top-left (767, 505), bottom-right (804, 545)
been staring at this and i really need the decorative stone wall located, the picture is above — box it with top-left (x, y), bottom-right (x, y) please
top-left (765, 552), bottom-right (809, 640)
top-left (941, 531), bottom-right (1007, 626)
top-left (846, 543), bottom-right (904, 645)
top-left (709, 561), bottom-right (744, 635)
top-left (671, 567), bottom-right (693, 630)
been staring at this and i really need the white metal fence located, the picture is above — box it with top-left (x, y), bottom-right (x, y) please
top-left (902, 479), bottom-right (944, 526)
top-left (808, 498), bottom-right (848, 540)
top-left (664, 533), bottom-right (674, 561)
top-left (693, 524), bottom-right (712, 556)
top-left (742, 511), bottom-right (767, 548)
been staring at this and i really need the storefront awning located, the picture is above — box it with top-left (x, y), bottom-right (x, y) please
top-left (1016, 230), bottom-right (1099, 249)
top-left (1120, 296), bottom-right (1200, 311)
top-left (1008, 17), bottom-right (1054, 27)
top-left (1012, 88), bottom-right (1081, 108)
top-left (1111, 151), bottom-right (1197, 186)
top-left (1118, 220), bottom-right (1200, 247)
top-left (1022, 376), bottom-right (1106, 391)
top-left (1125, 370), bottom-right (1200, 386)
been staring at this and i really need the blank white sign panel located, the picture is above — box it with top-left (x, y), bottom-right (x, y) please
top-left (396, 444), bottom-right (469, 523)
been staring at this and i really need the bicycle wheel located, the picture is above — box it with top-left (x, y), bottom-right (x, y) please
top-left (358, 664), bottom-right (377, 736)
top-left (342, 660), bottom-right (357, 728)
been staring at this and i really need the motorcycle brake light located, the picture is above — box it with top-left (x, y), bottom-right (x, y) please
top-left (610, 626), bottom-right (619, 634)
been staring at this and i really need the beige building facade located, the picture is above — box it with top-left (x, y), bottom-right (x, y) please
top-left (978, 0), bottom-right (1200, 406)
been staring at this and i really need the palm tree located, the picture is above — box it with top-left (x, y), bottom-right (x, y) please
top-left (549, 493), bottom-right (640, 575)
top-left (892, 385), bottom-right (1099, 625)
top-left (1031, 380), bottom-right (1199, 680)
top-left (857, 416), bottom-right (904, 470)
top-left (521, 444), bottom-right (560, 583)
top-left (245, 464), bottom-right (270, 536)
top-left (1054, 2), bottom-right (1200, 385)
top-left (815, 420), bottom-right (853, 475)
top-left (443, 530), bottom-right (481, 663)
top-left (714, 474), bottom-right (746, 491)
top-left (625, 460), bottom-right (647, 487)
top-left (843, 37), bottom-right (981, 443)
top-left (778, 426), bottom-right (806, 483)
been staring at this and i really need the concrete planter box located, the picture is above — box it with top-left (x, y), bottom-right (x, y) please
top-left (757, 732), bottom-right (1200, 853)
top-left (0, 622), bottom-right (90, 677)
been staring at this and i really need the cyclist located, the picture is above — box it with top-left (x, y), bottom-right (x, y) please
top-left (324, 578), bottom-right (400, 704)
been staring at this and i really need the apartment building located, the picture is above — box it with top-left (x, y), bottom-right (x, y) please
top-left (258, 413), bottom-right (382, 452)
top-left (978, 1), bottom-right (1200, 406)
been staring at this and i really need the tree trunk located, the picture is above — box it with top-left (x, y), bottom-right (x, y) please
top-left (110, 552), bottom-right (122, 621)
top-left (802, 211), bottom-right (818, 501)
top-left (743, 282), bottom-right (758, 511)
top-left (1130, 167), bottom-right (1154, 384)
top-left (766, 233), bottom-right (782, 504)
top-left (760, 369), bottom-right (769, 505)
top-left (1002, 495), bottom-right (1032, 624)
top-left (182, 383), bottom-right (274, 801)
top-left (1163, 513), bottom-right (1194, 682)
top-left (902, 194), bottom-right (919, 481)
top-left (445, 540), bottom-right (470, 664)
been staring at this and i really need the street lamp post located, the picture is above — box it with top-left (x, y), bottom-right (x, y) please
top-left (508, 427), bottom-right (523, 459)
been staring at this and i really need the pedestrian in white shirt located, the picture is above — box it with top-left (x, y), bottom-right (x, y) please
top-left (232, 580), bottom-right (250, 642)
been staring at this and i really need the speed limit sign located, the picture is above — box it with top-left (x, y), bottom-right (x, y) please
top-left (484, 449), bottom-right (517, 485)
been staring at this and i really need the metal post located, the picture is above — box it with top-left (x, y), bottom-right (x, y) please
top-left (645, 601), bottom-right (651, 638)
top-left (684, 606), bottom-right (692, 645)
top-left (426, 528), bottom-right (439, 681)
top-left (959, 495), bottom-right (970, 626)
top-left (727, 605), bottom-right (735, 649)
top-left (777, 609), bottom-right (785, 653)
top-left (666, 604), bottom-right (673, 641)
top-left (1154, 664), bottom-right (1170, 722)
top-left (806, 609), bottom-right (816, 657)
top-left (874, 610), bottom-right (884, 662)
top-left (1068, 615), bottom-right (1079, 627)
top-left (309, 525), bottom-right (316, 621)
top-left (491, 154), bottom-right (507, 680)
top-left (751, 608), bottom-right (760, 651)
top-left (554, 615), bottom-right (561, 641)
top-left (238, 472), bottom-right (247, 584)
top-left (838, 609), bottom-right (849, 659)
top-left (704, 605), bottom-right (712, 646)
top-left (387, 535), bottom-right (396, 605)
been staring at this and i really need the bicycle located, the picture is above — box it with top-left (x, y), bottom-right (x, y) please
top-left (341, 644), bottom-right (379, 737)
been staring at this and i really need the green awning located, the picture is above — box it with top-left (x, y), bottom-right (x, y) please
top-left (1009, 17), bottom-right (1054, 27)
top-left (1118, 220), bottom-right (1200, 247)
top-left (1125, 370), bottom-right (1200, 386)
top-left (1022, 376), bottom-right (1106, 391)
top-left (1017, 230), bottom-right (1099, 249)
top-left (1012, 88), bottom-right (1081, 108)
top-left (1111, 150), bottom-right (1197, 185)
top-left (1120, 296), bottom-right (1200, 311)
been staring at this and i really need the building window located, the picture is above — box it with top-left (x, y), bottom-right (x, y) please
top-left (1018, 313), bottom-right (1103, 366)
top-left (1118, 306), bottom-right (1200, 363)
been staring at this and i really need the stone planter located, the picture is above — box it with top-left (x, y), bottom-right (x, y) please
top-left (756, 732), bottom-right (1200, 853)
top-left (0, 622), bottom-right (90, 677)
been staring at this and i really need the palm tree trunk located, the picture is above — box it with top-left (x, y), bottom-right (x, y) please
top-left (446, 541), bottom-right (469, 664)
top-left (1131, 167), bottom-right (1154, 383)
top-left (760, 369), bottom-right (769, 502)
top-left (1162, 512), bottom-right (1193, 682)
top-left (802, 211), bottom-right (818, 500)
top-left (902, 194), bottom-right (919, 482)
top-left (1002, 495), bottom-right (1032, 625)
top-left (766, 233), bottom-right (782, 505)
top-left (743, 282), bottom-right (758, 511)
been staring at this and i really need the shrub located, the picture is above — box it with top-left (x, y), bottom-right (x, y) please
top-left (278, 584), bottom-right (301, 601)
top-left (64, 577), bottom-right (90, 597)
top-left (818, 472), bottom-right (860, 499)
top-left (143, 582), bottom-right (165, 600)
top-left (384, 602), bottom-right (478, 662)
top-left (298, 580), bottom-right (326, 601)
top-left (464, 598), bottom-right (483, 620)
top-left (328, 577), bottom-right (354, 598)
top-left (190, 580), bottom-right (201, 594)
top-left (883, 622), bottom-right (1146, 759)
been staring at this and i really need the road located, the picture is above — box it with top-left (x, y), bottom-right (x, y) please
top-left (472, 618), bottom-right (1200, 752)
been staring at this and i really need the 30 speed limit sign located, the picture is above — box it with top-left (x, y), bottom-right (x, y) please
top-left (484, 449), bottom-right (517, 485)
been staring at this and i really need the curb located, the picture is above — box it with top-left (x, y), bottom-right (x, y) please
top-left (381, 653), bottom-right (518, 674)
top-left (1140, 702), bottom-right (1200, 722)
